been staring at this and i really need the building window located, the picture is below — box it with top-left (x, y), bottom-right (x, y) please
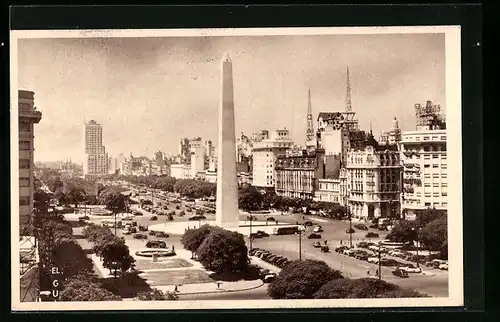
top-left (433, 164), bottom-right (439, 168)
top-left (19, 122), bottom-right (31, 131)
top-left (442, 164), bottom-right (447, 169)
top-left (19, 141), bottom-right (30, 150)
top-left (20, 178), bottom-right (30, 187)
top-left (19, 196), bottom-right (30, 206)
top-left (433, 155), bottom-right (438, 159)
top-left (424, 164), bottom-right (430, 168)
top-left (19, 159), bottom-right (30, 169)
top-left (442, 192), bottom-right (447, 197)
top-left (423, 136), bottom-right (429, 141)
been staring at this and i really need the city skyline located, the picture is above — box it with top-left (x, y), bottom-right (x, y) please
top-left (18, 33), bottom-right (445, 163)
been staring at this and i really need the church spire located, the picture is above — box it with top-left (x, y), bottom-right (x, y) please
top-left (345, 66), bottom-right (352, 112)
top-left (305, 89), bottom-right (315, 144)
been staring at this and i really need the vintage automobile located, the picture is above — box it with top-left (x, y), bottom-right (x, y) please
top-left (392, 268), bottom-right (410, 278)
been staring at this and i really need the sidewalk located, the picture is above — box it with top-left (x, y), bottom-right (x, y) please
top-left (154, 279), bottom-right (264, 295)
top-left (250, 256), bottom-right (282, 274)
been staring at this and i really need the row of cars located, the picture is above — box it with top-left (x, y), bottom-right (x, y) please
top-left (385, 248), bottom-right (448, 270)
top-left (334, 245), bottom-right (422, 276)
top-left (249, 248), bottom-right (291, 269)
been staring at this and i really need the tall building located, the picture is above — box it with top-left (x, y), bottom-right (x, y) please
top-left (83, 120), bottom-right (108, 177)
top-left (345, 142), bottom-right (402, 220)
top-left (155, 151), bottom-right (165, 167)
top-left (275, 150), bottom-right (325, 199)
top-left (400, 102), bottom-right (447, 219)
top-left (191, 143), bottom-right (205, 178)
top-left (252, 129), bottom-right (294, 188)
top-left (18, 90), bottom-right (42, 231)
top-left (380, 117), bottom-right (402, 145)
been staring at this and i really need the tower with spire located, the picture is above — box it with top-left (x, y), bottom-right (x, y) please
top-left (305, 89), bottom-right (315, 147)
top-left (345, 67), bottom-right (352, 112)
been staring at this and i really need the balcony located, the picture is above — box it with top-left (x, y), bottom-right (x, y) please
top-left (19, 107), bottom-right (42, 123)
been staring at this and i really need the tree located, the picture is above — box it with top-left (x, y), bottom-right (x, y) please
top-left (52, 238), bottom-right (94, 278)
top-left (59, 275), bottom-right (122, 301)
top-left (416, 208), bottom-right (446, 228)
top-left (99, 190), bottom-right (127, 214)
top-left (66, 187), bottom-right (87, 208)
top-left (136, 288), bottom-right (178, 301)
top-left (419, 217), bottom-right (447, 253)
top-left (197, 229), bottom-right (250, 274)
top-left (100, 237), bottom-right (135, 274)
top-left (267, 259), bottom-right (343, 299)
top-left (386, 220), bottom-right (418, 243)
top-left (33, 189), bottom-right (51, 214)
top-left (181, 224), bottom-right (223, 253)
top-left (238, 185), bottom-right (263, 211)
top-left (313, 278), bottom-right (426, 299)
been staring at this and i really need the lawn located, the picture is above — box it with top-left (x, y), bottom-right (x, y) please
top-left (134, 258), bottom-right (193, 270)
top-left (142, 269), bottom-right (214, 286)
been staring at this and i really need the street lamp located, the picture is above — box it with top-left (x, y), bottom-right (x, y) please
top-left (249, 216), bottom-right (253, 251)
top-left (378, 241), bottom-right (382, 280)
top-left (298, 223), bottom-right (303, 261)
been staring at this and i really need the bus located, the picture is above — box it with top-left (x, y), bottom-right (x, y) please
top-left (272, 226), bottom-right (299, 235)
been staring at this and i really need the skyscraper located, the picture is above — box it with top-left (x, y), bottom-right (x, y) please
top-left (305, 89), bottom-right (315, 146)
top-left (216, 53), bottom-right (239, 228)
top-left (83, 120), bottom-right (108, 177)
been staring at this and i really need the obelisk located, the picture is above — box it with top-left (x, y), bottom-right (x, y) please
top-left (215, 52), bottom-right (240, 228)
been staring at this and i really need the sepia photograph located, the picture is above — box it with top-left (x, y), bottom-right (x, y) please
top-left (11, 26), bottom-right (463, 310)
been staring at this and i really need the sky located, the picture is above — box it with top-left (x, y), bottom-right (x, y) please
top-left (17, 32), bottom-right (445, 163)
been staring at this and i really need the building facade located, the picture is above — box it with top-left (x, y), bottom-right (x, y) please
top-left (83, 120), bottom-right (108, 177)
top-left (399, 129), bottom-right (447, 219)
top-left (251, 129), bottom-right (294, 188)
top-left (275, 151), bottom-right (325, 199)
top-left (345, 145), bottom-right (402, 220)
top-left (379, 117), bottom-right (402, 145)
top-left (18, 90), bottom-right (42, 230)
top-left (170, 163), bottom-right (192, 179)
top-left (314, 178), bottom-right (343, 203)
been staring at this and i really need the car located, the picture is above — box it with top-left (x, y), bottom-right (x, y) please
top-left (123, 216), bottom-right (134, 221)
top-left (262, 253), bottom-right (273, 261)
top-left (122, 228), bottom-right (131, 235)
top-left (392, 268), bottom-right (409, 278)
top-left (189, 215), bottom-right (206, 221)
top-left (367, 257), bottom-right (380, 264)
top-left (146, 240), bottom-right (167, 248)
top-left (365, 232), bottom-right (380, 238)
top-left (308, 233), bottom-right (322, 239)
top-left (355, 253), bottom-right (370, 261)
top-left (320, 245), bottom-right (330, 252)
top-left (149, 216), bottom-right (158, 221)
top-left (313, 227), bottom-right (323, 233)
top-left (304, 221), bottom-right (313, 227)
top-left (249, 232), bottom-right (263, 239)
top-left (149, 230), bottom-right (157, 236)
top-left (354, 224), bottom-right (368, 230)
top-left (275, 258), bottom-right (288, 267)
top-left (399, 264), bottom-right (422, 273)
top-left (380, 258), bottom-right (401, 267)
top-left (133, 211), bottom-right (143, 216)
top-left (312, 241), bottom-right (322, 248)
top-left (246, 215), bottom-right (258, 221)
top-left (388, 250), bottom-right (404, 257)
top-left (357, 241), bottom-right (374, 249)
top-left (378, 225), bottom-right (389, 231)
top-left (155, 231), bottom-right (169, 238)
top-left (256, 230), bottom-right (269, 237)
top-left (78, 215), bottom-right (89, 220)
top-left (438, 263), bottom-right (448, 270)
top-left (346, 228), bottom-right (356, 234)
top-left (138, 225), bottom-right (148, 232)
top-left (266, 217), bottom-right (276, 222)
top-left (369, 224), bottom-right (378, 229)
top-left (133, 233), bottom-right (148, 239)
top-left (262, 273), bottom-right (277, 283)
top-left (335, 246), bottom-right (349, 253)
top-left (254, 250), bottom-right (266, 257)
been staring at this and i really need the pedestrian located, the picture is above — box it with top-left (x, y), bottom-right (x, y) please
top-left (174, 285), bottom-right (178, 292)
top-left (340, 240), bottom-right (343, 245)
top-left (375, 269), bottom-right (379, 276)
top-left (172, 245), bottom-right (175, 252)
top-left (324, 240), bottom-right (328, 245)
top-left (366, 268), bottom-right (370, 275)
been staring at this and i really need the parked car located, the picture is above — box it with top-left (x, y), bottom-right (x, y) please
top-left (308, 233), bottom-right (322, 239)
top-left (275, 258), bottom-right (288, 267)
top-left (155, 231), bottom-right (169, 238)
top-left (369, 224), bottom-right (378, 229)
top-left (320, 245), bottom-right (330, 252)
top-left (189, 215), bottom-right (206, 221)
top-left (346, 228), bottom-right (356, 234)
top-left (367, 257), bottom-right (380, 264)
top-left (438, 263), bottom-right (448, 270)
top-left (354, 253), bottom-right (370, 261)
top-left (138, 225), bottom-right (148, 232)
top-left (133, 211), bottom-right (143, 216)
top-left (399, 264), bottom-right (422, 273)
top-left (380, 258), bottom-right (402, 267)
top-left (313, 226), bottom-right (324, 233)
top-left (78, 215), bottom-right (89, 220)
top-left (150, 216), bottom-right (158, 221)
top-left (262, 273), bottom-right (277, 283)
top-left (365, 232), bottom-right (380, 238)
top-left (146, 240), bottom-right (167, 248)
top-left (392, 268), bottom-right (410, 278)
top-left (304, 221), bottom-right (313, 227)
top-left (354, 224), bottom-right (368, 230)
top-left (149, 230), bottom-right (157, 236)
top-left (133, 233), bottom-right (148, 239)
top-left (312, 241), bottom-right (322, 248)
top-left (266, 217), bottom-right (276, 222)
top-left (249, 232), bottom-right (263, 239)
top-left (335, 246), bottom-right (349, 253)
top-left (389, 249), bottom-right (404, 257)
top-left (122, 228), bottom-right (131, 235)
top-left (357, 241), bottom-right (374, 249)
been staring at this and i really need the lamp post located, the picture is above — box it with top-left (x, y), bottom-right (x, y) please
top-left (249, 216), bottom-right (253, 251)
top-left (298, 224), bottom-right (303, 261)
top-left (378, 241), bottom-right (382, 280)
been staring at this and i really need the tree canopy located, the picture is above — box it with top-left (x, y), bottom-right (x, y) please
top-left (180, 224), bottom-right (224, 253)
top-left (196, 229), bottom-right (250, 274)
top-left (267, 259), bottom-right (343, 299)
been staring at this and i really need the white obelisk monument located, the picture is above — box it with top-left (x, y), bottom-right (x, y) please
top-left (215, 53), bottom-right (240, 228)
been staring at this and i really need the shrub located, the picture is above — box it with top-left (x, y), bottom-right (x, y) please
top-left (136, 288), bottom-right (178, 301)
top-left (267, 259), bottom-right (343, 299)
